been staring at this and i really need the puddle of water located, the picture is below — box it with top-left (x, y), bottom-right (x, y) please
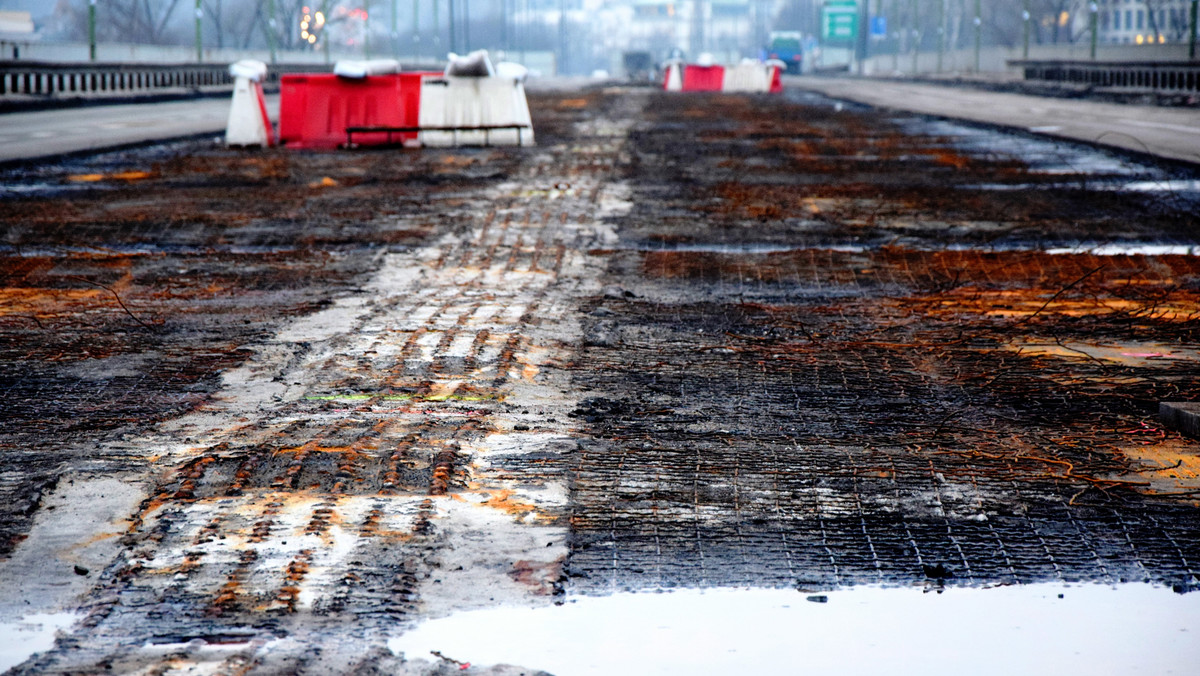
top-left (0, 613), bottom-right (80, 672)
top-left (1120, 180), bottom-right (1200, 193)
top-left (624, 241), bottom-right (1200, 257)
top-left (1045, 244), bottom-right (1200, 256)
top-left (389, 583), bottom-right (1200, 675)
top-left (631, 242), bottom-right (869, 254)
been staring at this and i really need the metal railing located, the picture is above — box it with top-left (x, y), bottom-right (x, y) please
top-left (1009, 60), bottom-right (1200, 94)
top-left (0, 61), bottom-right (331, 101)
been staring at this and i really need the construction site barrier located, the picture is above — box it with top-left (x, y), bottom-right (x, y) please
top-left (225, 60), bottom-right (272, 148)
top-left (278, 52), bottom-right (534, 149)
top-left (418, 75), bottom-right (534, 147)
top-left (664, 61), bottom-right (783, 94)
top-left (278, 72), bottom-right (430, 149)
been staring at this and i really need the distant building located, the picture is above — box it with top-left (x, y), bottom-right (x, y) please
top-left (615, 0), bottom-right (770, 61)
top-left (1096, 0), bottom-right (1194, 45)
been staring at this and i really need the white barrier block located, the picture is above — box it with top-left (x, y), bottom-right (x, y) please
top-left (229, 59), bottom-right (267, 82)
top-left (495, 61), bottom-right (529, 82)
top-left (445, 50), bottom-right (496, 78)
top-left (333, 58), bottom-right (402, 79)
top-left (225, 72), bottom-right (272, 147)
top-left (418, 75), bottom-right (534, 148)
top-left (722, 62), bottom-right (773, 93)
top-left (665, 62), bottom-right (683, 91)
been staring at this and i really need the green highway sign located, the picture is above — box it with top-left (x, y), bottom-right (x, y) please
top-left (822, 0), bottom-right (859, 42)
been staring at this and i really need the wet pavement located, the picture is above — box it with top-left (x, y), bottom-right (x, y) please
top-left (787, 76), bottom-right (1200, 165)
top-left (1, 86), bottom-right (1199, 674)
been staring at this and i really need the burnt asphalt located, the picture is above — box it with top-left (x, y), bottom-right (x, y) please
top-left (0, 85), bottom-right (1198, 674)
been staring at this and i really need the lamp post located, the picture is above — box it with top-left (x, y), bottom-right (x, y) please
top-left (266, 0), bottom-right (278, 65)
top-left (936, 0), bottom-right (944, 73)
top-left (1190, 0), bottom-right (1198, 59)
top-left (194, 0), bottom-right (203, 62)
top-left (1089, 2), bottom-right (1098, 61)
top-left (412, 0), bottom-right (420, 58)
top-left (910, 0), bottom-right (918, 75)
top-left (88, 0), bottom-right (97, 62)
top-left (463, 0), bottom-right (471, 51)
top-left (972, 0), bottom-right (981, 72)
top-left (1022, 0), bottom-right (1030, 59)
top-left (559, 0), bottom-right (567, 75)
top-left (321, 0), bottom-right (330, 63)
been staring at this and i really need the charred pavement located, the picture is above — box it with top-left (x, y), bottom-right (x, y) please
top-left (1, 87), bottom-right (1199, 673)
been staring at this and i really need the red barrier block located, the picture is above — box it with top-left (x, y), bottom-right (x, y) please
top-left (682, 65), bottom-right (725, 92)
top-left (278, 73), bottom-right (433, 149)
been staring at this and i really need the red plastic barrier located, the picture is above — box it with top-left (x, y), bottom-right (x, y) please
top-left (681, 65), bottom-right (725, 92)
top-left (278, 72), bottom-right (434, 149)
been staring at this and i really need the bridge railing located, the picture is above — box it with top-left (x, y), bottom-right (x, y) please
top-left (0, 61), bottom-right (331, 101)
top-left (1008, 60), bottom-right (1200, 94)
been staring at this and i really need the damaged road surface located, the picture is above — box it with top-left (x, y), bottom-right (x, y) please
top-left (2, 87), bottom-right (1200, 674)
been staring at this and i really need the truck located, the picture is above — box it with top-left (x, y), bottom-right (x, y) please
top-left (766, 31), bottom-right (804, 74)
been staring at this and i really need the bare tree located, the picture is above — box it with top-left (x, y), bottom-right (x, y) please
top-left (113, 0), bottom-right (185, 44)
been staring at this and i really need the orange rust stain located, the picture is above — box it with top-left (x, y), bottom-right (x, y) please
top-left (916, 288), bottom-right (1200, 321)
top-left (0, 288), bottom-right (106, 317)
top-left (67, 170), bottom-right (154, 183)
top-left (478, 489), bottom-right (540, 517)
top-left (930, 150), bottom-right (972, 169)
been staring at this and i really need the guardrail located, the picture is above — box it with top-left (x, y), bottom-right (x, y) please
top-left (0, 61), bottom-right (332, 101)
top-left (1009, 60), bottom-right (1200, 94)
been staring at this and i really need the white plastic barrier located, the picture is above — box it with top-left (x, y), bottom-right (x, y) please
top-left (418, 74), bottom-right (534, 147)
top-left (444, 50), bottom-right (496, 77)
top-left (332, 58), bottom-right (402, 79)
top-left (664, 61), bottom-right (684, 91)
top-left (419, 51), bottom-right (534, 147)
top-left (225, 59), bottom-right (272, 147)
top-left (722, 61), bottom-right (774, 93)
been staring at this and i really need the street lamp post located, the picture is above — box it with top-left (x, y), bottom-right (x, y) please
top-left (1022, 0), bottom-right (1030, 59)
top-left (910, 0), bottom-right (918, 75)
top-left (559, 0), bottom-right (567, 75)
top-left (194, 0), bottom-right (203, 62)
top-left (1089, 2), bottom-right (1098, 61)
top-left (266, 0), bottom-right (278, 65)
top-left (1191, 0), bottom-right (1198, 59)
top-left (972, 0), bottom-right (981, 72)
top-left (463, 0), bottom-right (471, 51)
top-left (88, 0), bottom-right (97, 62)
top-left (321, 0), bottom-right (331, 63)
top-left (936, 0), bottom-right (945, 73)
top-left (412, 0), bottom-right (420, 59)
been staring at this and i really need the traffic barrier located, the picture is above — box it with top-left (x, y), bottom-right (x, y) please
top-left (722, 60), bottom-right (784, 94)
top-left (663, 59), bottom-right (781, 93)
top-left (332, 58), bottom-right (402, 79)
top-left (225, 59), bottom-right (272, 147)
top-left (278, 71), bottom-right (428, 149)
top-left (419, 52), bottom-right (533, 147)
top-left (277, 51), bottom-right (533, 149)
